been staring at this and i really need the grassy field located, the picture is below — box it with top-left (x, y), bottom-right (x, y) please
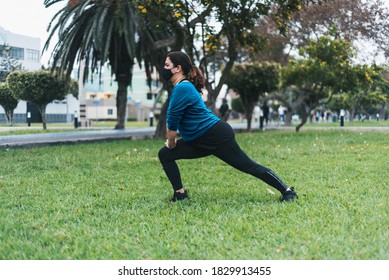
top-left (0, 129), bottom-right (388, 260)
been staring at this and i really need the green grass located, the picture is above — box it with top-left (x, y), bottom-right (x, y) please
top-left (0, 130), bottom-right (388, 260)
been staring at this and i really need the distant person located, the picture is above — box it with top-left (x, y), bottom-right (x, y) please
top-left (262, 101), bottom-right (269, 126)
top-left (320, 110), bottom-right (325, 121)
top-left (278, 105), bottom-right (285, 123)
top-left (253, 105), bottom-right (260, 123)
top-left (158, 51), bottom-right (298, 203)
top-left (218, 98), bottom-right (230, 121)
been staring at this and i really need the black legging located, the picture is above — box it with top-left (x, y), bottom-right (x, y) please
top-left (158, 120), bottom-right (289, 194)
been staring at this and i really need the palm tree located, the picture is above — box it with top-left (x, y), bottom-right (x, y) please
top-left (44, 0), bottom-right (136, 129)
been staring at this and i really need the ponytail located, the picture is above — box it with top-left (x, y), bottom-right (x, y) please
top-left (187, 66), bottom-right (206, 94)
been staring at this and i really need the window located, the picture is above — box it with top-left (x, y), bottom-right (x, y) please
top-left (26, 49), bottom-right (40, 62)
top-left (108, 109), bottom-right (113, 115)
top-left (11, 47), bottom-right (24, 60)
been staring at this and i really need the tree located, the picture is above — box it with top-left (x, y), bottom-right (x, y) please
top-left (44, 1), bottom-right (308, 136)
top-left (342, 64), bottom-right (383, 121)
top-left (329, 65), bottom-right (388, 120)
top-left (251, 0), bottom-right (389, 64)
top-left (231, 97), bottom-right (245, 116)
top-left (0, 44), bottom-right (22, 82)
top-left (67, 78), bottom-right (79, 99)
top-left (290, 0), bottom-right (389, 59)
top-left (226, 62), bottom-right (281, 131)
top-left (281, 31), bottom-right (383, 131)
top-left (44, 0), bottom-right (137, 129)
top-left (7, 70), bottom-right (68, 129)
top-left (0, 82), bottom-right (19, 126)
top-left (134, 0), bottom-right (307, 137)
top-left (377, 67), bottom-right (389, 118)
top-left (281, 33), bottom-right (354, 131)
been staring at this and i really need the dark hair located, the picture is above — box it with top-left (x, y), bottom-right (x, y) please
top-left (167, 51), bottom-right (205, 93)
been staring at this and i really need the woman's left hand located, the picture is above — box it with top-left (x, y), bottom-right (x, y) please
top-left (165, 138), bottom-right (177, 149)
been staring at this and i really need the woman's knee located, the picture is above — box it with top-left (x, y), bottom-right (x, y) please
top-left (158, 146), bottom-right (169, 162)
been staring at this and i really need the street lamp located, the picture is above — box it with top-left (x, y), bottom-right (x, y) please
top-left (149, 111), bottom-right (154, 127)
top-left (74, 110), bottom-right (78, 128)
top-left (259, 108), bottom-right (264, 131)
top-left (27, 112), bottom-right (31, 127)
top-left (340, 109), bottom-right (345, 127)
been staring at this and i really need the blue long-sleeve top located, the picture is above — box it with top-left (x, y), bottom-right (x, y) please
top-left (166, 81), bottom-right (219, 142)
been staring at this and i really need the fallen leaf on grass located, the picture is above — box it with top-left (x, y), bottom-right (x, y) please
top-left (276, 246), bottom-right (285, 253)
top-left (266, 188), bottom-right (275, 195)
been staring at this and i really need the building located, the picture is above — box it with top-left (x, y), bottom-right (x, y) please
top-left (77, 63), bottom-right (163, 125)
top-left (1, 26), bottom-right (163, 125)
top-left (0, 26), bottom-right (41, 71)
top-left (0, 26), bottom-right (78, 124)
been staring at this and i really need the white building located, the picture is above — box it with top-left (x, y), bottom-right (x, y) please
top-left (76, 63), bottom-right (163, 124)
top-left (0, 26), bottom-right (41, 71)
top-left (0, 26), bottom-right (78, 124)
top-left (1, 26), bottom-right (162, 125)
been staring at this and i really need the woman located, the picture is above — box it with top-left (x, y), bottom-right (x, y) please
top-left (158, 51), bottom-right (298, 203)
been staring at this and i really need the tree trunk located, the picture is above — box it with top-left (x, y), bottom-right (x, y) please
top-left (39, 104), bottom-right (47, 130)
top-left (109, 33), bottom-right (134, 130)
top-left (285, 111), bottom-right (293, 126)
top-left (246, 112), bottom-right (253, 132)
top-left (379, 101), bottom-right (386, 119)
top-left (115, 78), bottom-right (129, 129)
top-left (204, 32), bottom-right (238, 110)
top-left (350, 106), bottom-right (356, 123)
top-left (296, 107), bottom-right (309, 132)
top-left (5, 110), bottom-right (14, 126)
top-left (155, 98), bottom-right (169, 139)
top-left (309, 113), bottom-right (314, 123)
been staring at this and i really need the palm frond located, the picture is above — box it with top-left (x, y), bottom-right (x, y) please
top-left (45, 0), bottom-right (137, 82)
top-left (44, 0), bottom-right (65, 8)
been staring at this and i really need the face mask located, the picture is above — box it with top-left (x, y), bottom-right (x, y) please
top-left (161, 67), bottom-right (175, 81)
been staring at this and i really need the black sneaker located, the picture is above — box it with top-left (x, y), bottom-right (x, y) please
top-left (170, 189), bottom-right (189, 202)
top-left (280, 187), bottom-right (298, 202)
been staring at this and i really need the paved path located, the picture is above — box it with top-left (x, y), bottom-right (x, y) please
top-left (0, 127), bottom-right (156, 149)
top-left (0, 123), bottom-right (388, 149)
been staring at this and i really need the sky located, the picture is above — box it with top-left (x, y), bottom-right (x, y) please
top-left (0, 0), bottom-right (388, 67)
top-left (0, 0), bottom-right (59, 66)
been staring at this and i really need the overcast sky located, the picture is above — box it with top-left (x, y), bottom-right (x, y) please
top-left (0, 0), bottom-right (59, 66)
top-left (1, 0), bottom-right (388, 66)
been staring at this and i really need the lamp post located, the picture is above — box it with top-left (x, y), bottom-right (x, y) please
top-left (259, 109), bottom-right (264, 131)
top-left (149, 111), bottom-right (154, 127)
top-left (74, 111), bottom-right (78, 129)
top-left (27, 112), bottom-right (31, 127)
top-left (340, 109), bottom-right (345, 127)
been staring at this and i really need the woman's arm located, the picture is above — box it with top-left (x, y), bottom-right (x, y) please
top-left (165, 128), bottom-right (177, 149)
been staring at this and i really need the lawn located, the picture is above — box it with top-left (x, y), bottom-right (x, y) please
top-left (0, 130), bottom-right (387, 260)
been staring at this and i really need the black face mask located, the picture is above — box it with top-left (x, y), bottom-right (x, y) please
top-left (161, 67), bottom-right (174, 81)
